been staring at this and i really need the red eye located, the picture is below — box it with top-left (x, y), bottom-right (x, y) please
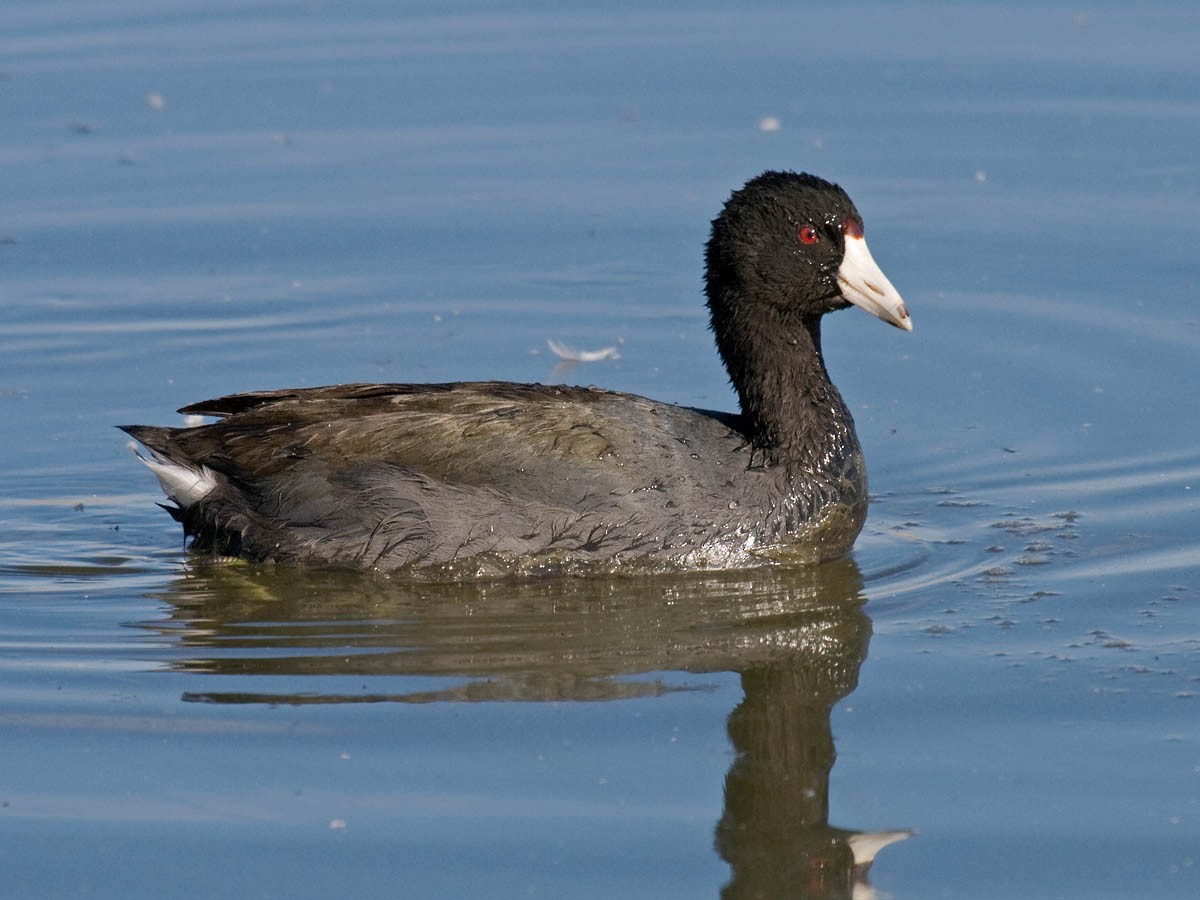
top-left (798, 225), bottom-right (819, 245)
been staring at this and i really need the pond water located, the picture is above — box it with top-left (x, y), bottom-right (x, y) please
top-left (2, 2), bottom-right (1198, 897)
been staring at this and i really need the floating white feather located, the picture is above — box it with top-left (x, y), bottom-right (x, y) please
top-left (546, 339), bottom-right (620, 362)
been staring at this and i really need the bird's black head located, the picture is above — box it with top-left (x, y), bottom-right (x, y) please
top-left (704, 171), bottom-right (910, 335)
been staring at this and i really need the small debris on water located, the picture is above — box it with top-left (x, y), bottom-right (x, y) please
top-left (547, 339), bottom-right (620, 362)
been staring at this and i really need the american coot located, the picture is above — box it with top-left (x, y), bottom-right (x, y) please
top-left (123, 171), bottom-right (911, 577)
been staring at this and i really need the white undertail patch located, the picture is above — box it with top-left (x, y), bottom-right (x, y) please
top-left (126, 441), bottom-right (217, 509)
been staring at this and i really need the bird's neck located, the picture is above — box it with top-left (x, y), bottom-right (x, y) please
top-left (719, 310), bottom-right (859, 472)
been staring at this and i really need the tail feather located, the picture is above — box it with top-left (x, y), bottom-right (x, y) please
top-left (121, 425), bottom-right (218, 509)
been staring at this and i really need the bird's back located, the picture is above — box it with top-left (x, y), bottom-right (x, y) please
top-left (124, 382), bottom-right (863, 576)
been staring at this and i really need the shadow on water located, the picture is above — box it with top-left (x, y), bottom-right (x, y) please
top-left (142, 559), bottom-right (911, 898)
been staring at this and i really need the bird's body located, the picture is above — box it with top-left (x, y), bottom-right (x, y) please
top-left (124, 171), bottom-right (911, 577)
top-left (125, 380), bottom-right (866, 575)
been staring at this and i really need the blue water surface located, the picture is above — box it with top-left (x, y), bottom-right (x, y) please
top-left (2, 2), bottom-right (1198, 898)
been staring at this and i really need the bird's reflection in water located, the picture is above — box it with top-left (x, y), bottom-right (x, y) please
top-left (148, 557), bottom-right (911, 898)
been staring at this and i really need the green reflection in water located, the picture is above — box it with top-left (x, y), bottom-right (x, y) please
top-left (146, 559), bottom-right (912, 898)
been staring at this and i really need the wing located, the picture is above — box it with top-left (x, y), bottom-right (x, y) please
top-left (138, 382), bottom-right (744, 497)
top-left (122, 382), bottom-right (753, 569)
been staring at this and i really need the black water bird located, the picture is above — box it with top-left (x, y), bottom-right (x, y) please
top-left (123, 172), bottom-right (912, 576)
